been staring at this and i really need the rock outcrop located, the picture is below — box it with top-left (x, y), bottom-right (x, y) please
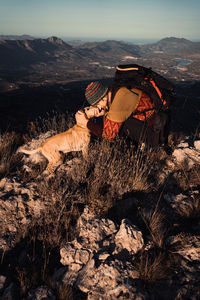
top-left (58, 208), bottom-right (143, 299)
top-left (172, 138), bottom-right (200, 168)
top-left (0, 136), bottom-right (200, 299)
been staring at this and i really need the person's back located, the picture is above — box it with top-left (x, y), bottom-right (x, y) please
top-left (75, 79), bottom-right (173, 147)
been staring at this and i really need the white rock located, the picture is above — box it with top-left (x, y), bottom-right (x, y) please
top-left (194, 140), bottom-right (200, 151)
top-left (177, 142), bottom-right (189, 148)
top-left (60, 243), bottom-right (91, 266)
top-left (77, 259), bottom-right (137, 299)
top-left (0, 176), bottom-right (45, 251)
top-left (115, 219), bottom-right (144, 254)
top-left (68, 263), bottom-right (82, 272)
top-left (172, 147), bottom-right (200, 168)
top-left (77, 207), bottom-right (117, 250)
top-left (98, 252), bottom-right (110, 261)
top-left (169, 235), bottom-right (200, 262)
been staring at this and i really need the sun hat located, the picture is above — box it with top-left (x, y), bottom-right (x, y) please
top-left (85, 81), bottom-right (108, 105)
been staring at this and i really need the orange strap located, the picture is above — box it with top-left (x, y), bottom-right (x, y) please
top-left (148, 78), bottom-right (166, 106)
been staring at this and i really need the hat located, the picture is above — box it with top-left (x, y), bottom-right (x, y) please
top-left (85, 81), bottom-right (108, 105)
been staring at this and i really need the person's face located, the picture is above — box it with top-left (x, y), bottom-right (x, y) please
top-left (96, 94), bottom-right (108, 109)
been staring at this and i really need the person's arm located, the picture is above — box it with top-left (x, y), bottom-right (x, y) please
top-left (75, 107), bottom-right (123, 140)
top-left (87, 120), bottom-right (103, 138)
top-left (103, 118), bottom-right (123, 140)
top-left (87, 118), bottom-right (123, 140)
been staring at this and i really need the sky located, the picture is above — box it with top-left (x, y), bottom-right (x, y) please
top-left (0, 0), bottom-right (199, 42)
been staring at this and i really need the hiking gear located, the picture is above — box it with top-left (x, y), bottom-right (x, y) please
top-left (85, 81), bottom-right (108, 105)
top-left (106, 87), bottom-right (142, 122)
top-left (120, 111), bottom-right (171, 147)
top-left (112, 64), bottom-right (175, 146)
top-left (112, 64), bottom-right (175, 116)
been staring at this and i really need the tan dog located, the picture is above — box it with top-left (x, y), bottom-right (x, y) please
top-left (18, 124), bottom-right (90, 175)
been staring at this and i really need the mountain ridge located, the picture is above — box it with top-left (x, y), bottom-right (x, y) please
top-left (0, 36), bottom-right (199, 83)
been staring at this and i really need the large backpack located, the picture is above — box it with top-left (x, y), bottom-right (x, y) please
top-left (111, 64), bottom-right (175, 146)
top-left (112, 64), bottom-right (175, 115)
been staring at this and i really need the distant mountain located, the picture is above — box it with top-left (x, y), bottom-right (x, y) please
top-left (0, 34), bottom-right (36, 40)
top-left (0, 37), bottom-right (141, 70)
top-left (142, 37), bottom-right (200, 54)
top-left (78, 40), bottom-right (141, 58)
top-left (0, 36), bottom-right (73, 67)
top-left (0, 36), bottom-right (200, 82)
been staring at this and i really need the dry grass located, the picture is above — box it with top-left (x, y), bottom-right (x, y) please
top-left (57, 284), bottom-right (74, 300)
top-left (0, 131), bottom-right (23, 178)
top-left (175, 195), bottom-right (200, 221)
top-left (1, 111), bottom-right (199, 296)
top-left (52, 281), bottom-right (74, 300)
top-left (140, 204), bottom-right (168, 249)
top-left (175, 164), bottom-right (200, 191)
top-left (27, 111), bottom-right (74, 137)
top-left (69, 138), bottom-right (152, 216)
top-left (16, 267), bottom-right (39, 297)
top-left (134, 249), bottom-right (169, 284)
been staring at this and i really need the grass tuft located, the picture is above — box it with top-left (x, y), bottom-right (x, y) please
top-left (134, 249), bottom-right (169, 284)
top-left (141, 207), bottom-right (168, 248)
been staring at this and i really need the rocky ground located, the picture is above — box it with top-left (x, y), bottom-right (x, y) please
top-left (0, 130), bottom-right (200, 299)
top-left (0, 75), bottom-right (200, 299)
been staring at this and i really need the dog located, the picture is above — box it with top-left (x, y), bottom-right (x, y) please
top-left (18, 123), bottom-right (90, 175)
top-left (17, 106), bottom-right (106, 175)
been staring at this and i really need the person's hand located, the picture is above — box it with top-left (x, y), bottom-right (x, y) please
top-left (95, 106), bottom-right (105, 117)
top-left (85, 106), bottom-right (105, 118)
top-left (75, 110), bottom-right (89, 128)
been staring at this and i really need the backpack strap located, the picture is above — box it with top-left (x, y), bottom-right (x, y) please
top-left (148, 78), bottom-right (167, 109)
top-left (111, 86), bottom-right (139, 103)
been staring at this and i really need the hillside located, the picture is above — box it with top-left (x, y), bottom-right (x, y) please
top-left (0, 35), bottom-right (200, 300)
top-left (0, 37), bottom-right (72, 67)
top-left (0, 34), bottom-right (36, 40)
top-left (0, 36), bottom-right (200, 83)
top-left (142, 37), bottom-right (200, 55)
top-left (0, 110), bottom-right (200, 299)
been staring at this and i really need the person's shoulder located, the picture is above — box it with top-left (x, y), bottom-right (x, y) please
top-left (115, 87), bottom-right (141, 98)
top-left (115, 87), bottom-right (132, 97)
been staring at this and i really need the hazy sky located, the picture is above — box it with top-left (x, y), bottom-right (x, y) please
top-left (0, 0), bottom-right (199, 41)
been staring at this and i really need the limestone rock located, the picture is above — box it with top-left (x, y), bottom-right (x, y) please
top-left (194, 140), bottom-right (200, 151)
top-left (60, 213), bottom-right (144, 299)
top-left (60, 243), bottom-right (91, 267)
top-left (115, 219), bottom-right (144, 254)
top-left (75, 258), bottom-right (137, 299)
top-left (0, 176), bottom-right (44, 251)
top-left (77, 206), bottom-right (117, 250)
top-left (170, 235), bottom-right (200, 261)
top-left (172, 139), bottom-right (200, 168)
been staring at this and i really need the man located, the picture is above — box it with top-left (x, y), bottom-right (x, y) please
top-left (75, 81), bottom-right (167, 146)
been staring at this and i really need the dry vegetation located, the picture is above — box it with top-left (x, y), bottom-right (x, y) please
top-left (0, 111), bottom-right (200, 298)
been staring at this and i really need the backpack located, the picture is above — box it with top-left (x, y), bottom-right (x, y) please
top-left (111, 64), bottom-right (175, 146)
top-left (112, 64), bottom-right (175, 116)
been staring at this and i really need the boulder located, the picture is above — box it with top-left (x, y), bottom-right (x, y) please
top-left (172, 139), bottom-right (200, 168)
top-left (60, 209), bottom-right (144, 299)
top-left (115, 219), bottom-right (144, 254)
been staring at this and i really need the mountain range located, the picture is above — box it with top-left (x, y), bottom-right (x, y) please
top-left (0, 36), bottom-right (199, 67)
top-left (0, 36), bottom-right (200, 84)
top-left (0, 34), bottom-right (36, 40)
